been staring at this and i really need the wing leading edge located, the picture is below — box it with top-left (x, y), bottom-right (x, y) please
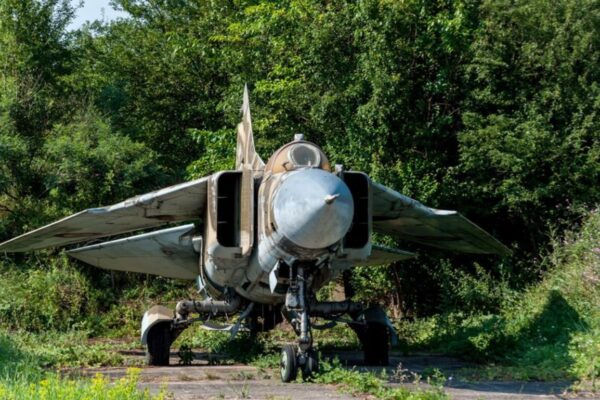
top-left (371, 182), bottom-right (511, 256)
top-left (0, 176), bottom-right (210, 252)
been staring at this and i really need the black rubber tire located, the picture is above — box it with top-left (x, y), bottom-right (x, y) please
top-left (146, 322), bottom-right (172, 366)
top-left (352, 322), bottom-right (389, 366)
top-left (280, 344), bottom-right (298, 382)
top-left (302, 349), bottom-right (319, 381)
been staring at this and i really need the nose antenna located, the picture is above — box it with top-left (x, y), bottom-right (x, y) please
top-left (324, 194), bottom-right (340, 204)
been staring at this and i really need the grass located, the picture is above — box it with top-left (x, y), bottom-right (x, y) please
top-left (173, 326), bottom-right (272, 365)
top-left (315, 357), bottom-right (449, 400)
top-left (395, 210), bottom-right (600, 387)
top-left (0, 330), bottom-right (165, 399)
top-left (2, 329), bottom-right (140, 368)
top-left (0, 369), bottom-right (166, 400)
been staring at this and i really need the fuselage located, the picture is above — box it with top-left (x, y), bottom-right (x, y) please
top-left (201, 139), bottom-right (359, 304)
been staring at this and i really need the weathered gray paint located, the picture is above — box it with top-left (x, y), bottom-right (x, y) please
top-left (141, 305), bottom-right (173, 344)
top-left (357, 245), bottom-right (415, 266)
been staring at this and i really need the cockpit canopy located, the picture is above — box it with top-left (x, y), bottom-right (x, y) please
top-left (265, 139), bottom-right (331, 174)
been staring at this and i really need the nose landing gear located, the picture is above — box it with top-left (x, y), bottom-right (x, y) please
top-left (279, 264), bottom-right (393, 382)
top-left (280, 265), bottom-right (321, 382)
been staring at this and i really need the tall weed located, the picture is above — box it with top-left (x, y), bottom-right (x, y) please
top-left (397, 210), bottom-right (600, 383)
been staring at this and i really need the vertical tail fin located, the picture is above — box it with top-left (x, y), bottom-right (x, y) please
top-left (236, 85), bottom-right (265, 173)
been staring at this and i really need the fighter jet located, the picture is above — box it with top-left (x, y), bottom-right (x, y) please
top-left (0, 86), bottom-right (509, 382)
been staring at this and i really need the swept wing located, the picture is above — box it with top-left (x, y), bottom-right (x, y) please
top-left (0, 177), bottom-right (209, 252)
top-left (371, 182), bottom-right (510, 256)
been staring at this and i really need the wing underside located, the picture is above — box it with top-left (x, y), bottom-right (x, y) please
top-left (68, 224), bottom-right (199, 280)
top-left (0, 176), bottom-right (209, 252)
top-left (371, 182), bottom-right (510, 256)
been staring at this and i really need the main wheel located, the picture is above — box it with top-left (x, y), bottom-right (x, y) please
top-left (280, 344), bottom-right (298, 382)
top-left (351, 321), bottom-right (389, 366)
top-left (302, 349), bottom-right (319, 381)
top-left (146, 322), bottom-right (172, 366)
top-left (343, 273), bottom-right (390, 367)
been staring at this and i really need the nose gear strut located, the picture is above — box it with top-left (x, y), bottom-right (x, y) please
top-left (281, 264), bottom-right (318, 381)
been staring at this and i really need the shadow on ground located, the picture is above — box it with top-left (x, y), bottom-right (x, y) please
top-left (396, 290), bottom-right (587, 382)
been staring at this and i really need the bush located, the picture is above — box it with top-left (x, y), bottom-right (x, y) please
top-left (396, 210), bottom-right (600, 383)
top-left (0, 255), bottom-right (100, 332)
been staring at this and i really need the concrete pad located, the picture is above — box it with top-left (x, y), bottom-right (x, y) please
top-left (76, 350), bottom-right (583, 400)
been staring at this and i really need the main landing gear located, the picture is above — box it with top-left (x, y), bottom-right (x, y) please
top-left (142, 296), bottom-right (243, 367)
top-left (145, 321), bottom-right (172, 366)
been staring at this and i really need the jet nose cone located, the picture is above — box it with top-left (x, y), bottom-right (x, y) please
top-left (272, 169), bottom-right (354, 249)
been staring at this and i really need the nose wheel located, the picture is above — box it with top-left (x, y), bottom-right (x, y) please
top-left (302, 348), bottom-right (319, 379)
top-left (280, 344), bottom-right (298, 382)
top-left (280, 344), bottom-right (320, 382)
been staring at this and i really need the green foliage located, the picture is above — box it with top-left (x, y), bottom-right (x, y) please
top-left (1, 327), bottom-right (140, 370)
top-left (249, 352), bottom-right (280, 370)
top-left (396, 210), bottom-right (600, 384)
top-left (174, 327), bottom-right (268, 365)
top-left (436, 260), bottom-right (516, 314)
top-left (0, 330), bottom-right (41, 384)
top-left (0, 255), bottom-right (98, 332)
top-left (0, 330), bottom-right (162, 399)
top-left (11, 330), bottom-right (132, 368)
top-left (42, 110), bottom-right (161, 211)
top-left (0, 368), bottom-right (165, 400)
top-left (0, 252), bottom-right (193, 338)
top-left (186, 128), bottom-right (236, 178)
top-left (350, 265), bottom-right (396, 304)
top-left (314, 323), bottom-right (360, 350)
top-left (177, 343), bottom-right (194, 366)
top-left (457, 0), bottom-right (600, 262)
